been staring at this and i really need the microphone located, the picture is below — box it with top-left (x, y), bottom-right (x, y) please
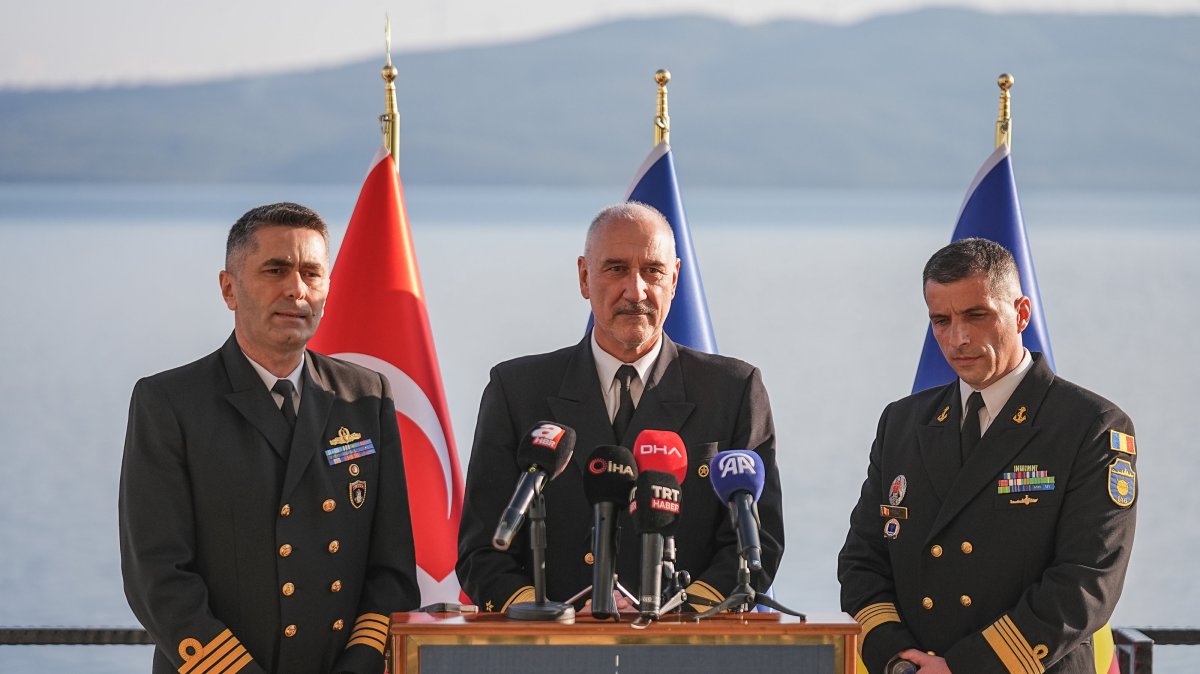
top-left (708, 449), bottom-right (766, 572)
top-left (582, 445), bottom-right (638, 619)
top-left (632, 429), bottom-right (688, 483)
top-left (632, 470), bottom-right (681, 617)
top-left (491, 421), bottom-right (576, 551)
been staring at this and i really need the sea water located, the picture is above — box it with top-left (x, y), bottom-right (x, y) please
top-left (1, 183), bottom-right (1196, 672)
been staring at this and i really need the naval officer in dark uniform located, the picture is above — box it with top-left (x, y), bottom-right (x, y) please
top-left (456, 202), bottom-right (783, 614)
top-left (838, 238), bottom-right (1137, 674)
top-left (119, 203), bottom-right (419, 674)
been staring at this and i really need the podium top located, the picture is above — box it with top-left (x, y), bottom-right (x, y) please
top-left (391, 611), bottom-right (859, 636)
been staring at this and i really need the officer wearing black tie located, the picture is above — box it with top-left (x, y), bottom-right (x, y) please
top-left (456, 202), bottom-right (784, 615)
top-left (119, 203), bottom-right (419, 674)
top-left (838, 238), bottom-right (1138, 674)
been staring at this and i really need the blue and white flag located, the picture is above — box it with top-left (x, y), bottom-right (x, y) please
top-left (624, 142), bottom-right (718, 354)
top-left (913, 144), bottom-right (1056, 393)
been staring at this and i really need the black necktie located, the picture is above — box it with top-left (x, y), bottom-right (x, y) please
top-left (273, 379), bottom-right (297, 428)
top-left (612, 365), bottom-right (637, 441)
top-left (961, 391), bottom-right (985, 463)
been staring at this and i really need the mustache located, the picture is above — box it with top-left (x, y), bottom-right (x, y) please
top-left (615, 302), bottom-right (655, 316)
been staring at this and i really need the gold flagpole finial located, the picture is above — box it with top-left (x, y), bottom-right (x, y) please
top-left (380, 15), bottom-right (401, 168)
top-left (654, 69), bottom-right (671, 146)
top-left (995, 72), bottom-right (1014, 149)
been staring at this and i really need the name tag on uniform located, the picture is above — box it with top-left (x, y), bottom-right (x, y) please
top-left (326, 438), bottom-right (376, 465)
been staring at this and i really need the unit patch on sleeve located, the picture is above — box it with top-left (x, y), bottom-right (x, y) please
top-left (1108, 458), bottom-right (1136, 507)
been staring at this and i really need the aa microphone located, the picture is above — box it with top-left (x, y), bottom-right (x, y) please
top-left (491, 421), bottom-right (576, 551)
top-left (632, 429), bottom-right (688, 483)
top-left (632, 470), bottom-right (681, 617)
top-left (709, 449), bottom-right (766, 572)
top-left (582, 445), bottom-right (638, 619)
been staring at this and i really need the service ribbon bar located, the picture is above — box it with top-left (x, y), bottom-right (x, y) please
top-left (325, 438), bottom-right (376, 466)
top-left (997, 465), bottom-right (1056, 494)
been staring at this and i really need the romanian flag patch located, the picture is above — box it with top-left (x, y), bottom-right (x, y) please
top-left (1109, 430), bottom-right (1136, 456)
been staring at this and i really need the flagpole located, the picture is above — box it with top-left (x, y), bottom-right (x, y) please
top-left (654, 69), bottom-right (671, 146)
top-left (995, 72), bottom-right (1014, 149)
top-left (380, 16), bottom-right (401, 168)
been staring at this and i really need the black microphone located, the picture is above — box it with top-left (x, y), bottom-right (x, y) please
top-left (492, 421), bottom-right (576, 550)
top-left (631, 470), bottom-right (681, 618)
top-left (708, 449), bottom-right (767, 572)
top-left (582, 445), bottom-right (638, 619)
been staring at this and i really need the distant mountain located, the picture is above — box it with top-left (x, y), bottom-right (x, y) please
top-left (1, 9), bottom-right (1196, 189)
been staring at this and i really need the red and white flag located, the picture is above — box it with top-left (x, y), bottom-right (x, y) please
top-left (310, 147), bottom-right (464, 604)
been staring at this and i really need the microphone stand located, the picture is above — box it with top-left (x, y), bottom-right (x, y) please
top-left (506, 492), bottom-right (576, 622)
top-left (691, 556), bottom-right (805, 621)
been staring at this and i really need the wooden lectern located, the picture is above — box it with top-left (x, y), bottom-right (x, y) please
top-left (389, 611), bottom-right (859, 674)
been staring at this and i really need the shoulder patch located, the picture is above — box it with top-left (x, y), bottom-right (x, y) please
top-left (1109, 430), bottom-right (1136, 455)
top-left (1108, 458), bottom-right (1136, 507)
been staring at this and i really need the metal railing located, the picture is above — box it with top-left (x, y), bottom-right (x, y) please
top-left (3, 625), bottom-right (1197, 673)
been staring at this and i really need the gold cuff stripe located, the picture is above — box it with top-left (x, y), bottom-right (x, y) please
top-left (982, 615), bottom-right (1044, 674)
top-left (347, 635), bottom-right (386, 654)
top-left (854, 602), bottom-right (902, 642)
top-left (196, 643), bottom-right (249, 674)
top-left (180, 629), bottom-right (247, 674)
top-left (502, 585), bottom-right (537, 612)
top-left (354, 612), bottom-right (390, 628)
top-left (226, 652), bottom-right (253, 674)
top-left (349, 627), bottom-right (387, 641)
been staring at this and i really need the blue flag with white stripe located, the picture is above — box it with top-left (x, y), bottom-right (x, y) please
top-left (913, 144), bottom-right (1056, 393)
top-left (624, 142), bottom-right (718, 354)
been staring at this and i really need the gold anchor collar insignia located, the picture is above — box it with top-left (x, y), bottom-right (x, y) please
top-left (1012, 406), bottom-right (1028, 424)
top-left (329, 426), bottom-right (362, 447)
top-left (936, 406), bottom-right (950, 423)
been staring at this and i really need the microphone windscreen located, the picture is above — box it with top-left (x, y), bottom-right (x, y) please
top-left (632, 429), bottom-right (688, 483)
top-left (633, 470), bottom-right (681, 534)
top-left (583, 445), bottom-right (639, 506)
top-left (708, 449), bottom-right (766, 503)
top-left (515, 421), bottom-right (576, 478)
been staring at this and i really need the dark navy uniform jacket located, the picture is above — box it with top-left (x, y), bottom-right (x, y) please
top-left (456, 334), bottom-right (784, 614)
top-left (839, 353), bottom-right (1138, 674)
top-left (120, 333), bottom-right (420, 674)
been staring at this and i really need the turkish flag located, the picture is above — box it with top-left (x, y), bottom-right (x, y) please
top-left (310, 147), bottom-right (464, 603)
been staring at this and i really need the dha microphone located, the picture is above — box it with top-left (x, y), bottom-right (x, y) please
top-left (632, 470), bottom-right (682, 617)
top-left (492, 421), bottom-right (576, 551)
top-left (632, 429), bottom-right (688, 483)
top-left (582, 445), bottom-right (638, 619)
top-left (708, 449), bottom-right (766, 572)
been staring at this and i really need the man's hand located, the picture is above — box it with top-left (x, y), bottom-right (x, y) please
top-left (578, 591), bottom-right (635, 616)
top-left (897, 649), bottom-right (951, 674)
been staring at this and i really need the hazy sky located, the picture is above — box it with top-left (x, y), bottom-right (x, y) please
top-left (3, 0), bottom-right (1197, 88)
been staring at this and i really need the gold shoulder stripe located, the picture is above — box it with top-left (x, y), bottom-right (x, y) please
top-left (853, 602), bottom-right (901, 646)
top-left (179, 629), bottom-right (250, 674)
top-left (501, 585), bottom-right (536, 612)
top-left (982, 615), bottom-right (1045, 674)
top-left (684, 579), bottom-right (725, 612)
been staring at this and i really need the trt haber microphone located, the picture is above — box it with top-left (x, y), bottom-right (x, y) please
top-left (582, 445), bottom-right (638, 619)
top-left (632, 429), bottom-right (688, 483)
top-left (491, 421), bottom-right (576, 550)
top-left (633, 470), bottom-right (681, 617)
top-left (708, 449), bottom-right (766, 572)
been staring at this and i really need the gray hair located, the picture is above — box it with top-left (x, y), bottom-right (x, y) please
top-left (225, 202), bottom-right (329, 270)
top-left (583, 202), bottom-right (675, 258)
top-left (922, 237), bottom-right (1020, 298)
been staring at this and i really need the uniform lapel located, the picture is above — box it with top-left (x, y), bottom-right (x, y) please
top-left (916, 384), bottom-right (962, 503)
top-left (281, 352), bottom-right (335, 500)
top-left (547, 337), bottom-right (619, 473)
top-left (924, 356), bottom-right (1054, 544)
top-left (629, 336), bottom-right (695, 441)
top-left (220, 333), bottom-right (292, 461)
